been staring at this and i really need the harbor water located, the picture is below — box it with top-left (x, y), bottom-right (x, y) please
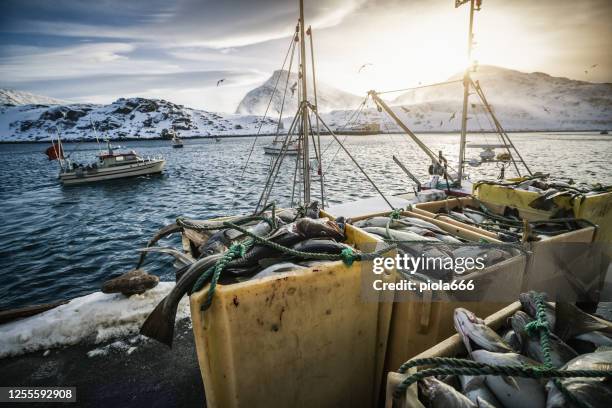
top-left (0, 132), bottom-right (610, 310)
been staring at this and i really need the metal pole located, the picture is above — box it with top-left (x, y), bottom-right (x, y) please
top-left (457, 0), bottom-right (475, 185)
top-left (307, 25), bottom-right (325, 208)
top-left (298, 0), bottom-right (310, 204)
top-left (369, 91), bottom-right (453, 181)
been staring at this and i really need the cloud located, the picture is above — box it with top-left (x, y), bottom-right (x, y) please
top-left (1, 0), bottom-right (367, 48)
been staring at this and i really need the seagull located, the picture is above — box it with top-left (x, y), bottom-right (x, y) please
top-left (290, 82), bottom-right (297, 97)
top-left (448, 112), bottom-right (456, 122)
top-left (216, 79), bottom-right (225, 86)
top-left (584, 70), bottom-right (588, 75)
top-left (543, 107), bottom-right (550, 114)
top-left (591, 64), bottom-right (598, 68)
top-left (358, 63), bottom-right (372, 73)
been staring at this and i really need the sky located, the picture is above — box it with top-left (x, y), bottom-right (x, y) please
top-left (1, 0), bottom-right (610, 113)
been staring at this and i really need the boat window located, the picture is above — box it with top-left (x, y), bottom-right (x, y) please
top-left (115, 156), bottom-right (124, 162)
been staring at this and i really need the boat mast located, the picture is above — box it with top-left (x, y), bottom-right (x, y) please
top-left (456, 0), bottom-right (478, 186)
top-left (299, 0), bottom-right (311, 204)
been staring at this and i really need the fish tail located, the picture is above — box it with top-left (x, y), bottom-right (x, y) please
top-left (140, 297), bottom-right (176, 347)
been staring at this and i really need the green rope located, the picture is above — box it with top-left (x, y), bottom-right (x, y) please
top-left (188, 219), bottom-right (395, 312)
top-left (525, 293), bottom-right (593, 408)
top-left (390, 208), bottom-right (404, 220)
top-left (393, 294), bottom-right (610, 407)
top-left (223, 221), bottom-right (396, 264)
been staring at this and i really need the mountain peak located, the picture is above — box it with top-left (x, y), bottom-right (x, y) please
top-left (236, 70), bottom-right (362, 115)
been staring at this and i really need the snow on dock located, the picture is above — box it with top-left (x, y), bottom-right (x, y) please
top-left (0, 282), bottom-right (189, 359)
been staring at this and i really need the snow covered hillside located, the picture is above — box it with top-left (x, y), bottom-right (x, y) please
top-left (0, 89), bottom-right (68, 106)
top-left (241, 65), bottom-right (611, 132)
top-left (0, 97), bottom-right (278, 142)
top-left (236, 70), bottom-right (363, 115)
top-left (384, 65), bottom-right (612, 132)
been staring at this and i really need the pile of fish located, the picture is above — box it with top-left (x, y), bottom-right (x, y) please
top-left (477, 177), bottom-right (610, 216)
top-left (435, 202), bottom-right (590, 242)
top-left (411, 292), bottom-right (612, 408)
top-left (134, 202), bottom-right (356, 346)
top-left (351, 215), bottom-right (515, 281)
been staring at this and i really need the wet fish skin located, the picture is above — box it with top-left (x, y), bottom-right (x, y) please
top-left (140, 254), bottom-right (223, 346)
top-left (252, 262), bottom-right (307, 279)
top-left (501, 329), bottom-right (522, 352)
top-left (419, 377), bottom-right (476, 408)
top-left (545, 350), bottom-right (612, 408)
top-left (471, 350), bottom-right (547, 408)
top-left (459, 375), bottom-right (502, 408)
top-left (519, 291), bottom-right (556, 328)
top-left (510, 310), bottom-right (578, 368)
top-left (295, 218), bottom-right (344, 240)
top-left (363, 227), bottom-right (439, 242)
top-left (454, 308), bottom-right (513, 354)
top-left (291, 239), bottom-right (351, 254)
top-left (352, 216), bottom-right (391, 228)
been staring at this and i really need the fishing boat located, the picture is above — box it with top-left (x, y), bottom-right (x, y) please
top-left (46, 138), bottom-right (165, 186)
top-left (263, 138), bottom-right (299, 155)
top-left (171, 133), bottom-right (184, 148)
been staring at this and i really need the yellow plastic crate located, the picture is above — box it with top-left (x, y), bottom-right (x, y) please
top-left (189, 222), bottom-right (395, 408)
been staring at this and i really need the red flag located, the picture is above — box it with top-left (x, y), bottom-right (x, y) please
top-left (45, 142), bottom-right (64, 161)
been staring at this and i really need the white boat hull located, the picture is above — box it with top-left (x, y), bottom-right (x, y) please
top-left (263, 145), bottom-right (299, 155)
top-left (59, 159), bottom-right (165, 185)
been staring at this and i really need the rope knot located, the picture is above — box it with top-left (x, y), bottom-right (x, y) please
top-left (525, 319), bottom-right (549, 337)
top-left (390, 208), bottom-right (403, 220)
top-left (340, 248), bottom-right (357, 266)
top-left (229, 243), bottom-right (247, 258)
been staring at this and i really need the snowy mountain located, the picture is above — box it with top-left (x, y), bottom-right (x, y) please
top-left (0, 89), bottom-right (68, 106)
top-left (236, 70), bottom-right (363, 116)
top-left (0, 97), bottom-right (278, 142)
top-left (381, 65), bottom-right (612, 131)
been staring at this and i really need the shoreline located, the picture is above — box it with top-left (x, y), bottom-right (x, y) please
top-left (0, 129), bottom-right (608, 144)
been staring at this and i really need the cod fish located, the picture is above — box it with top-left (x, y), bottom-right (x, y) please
top-left (545, 350), bottom-right (612, 408)
top-left (362, 227), bottom-right (438, 242)
top-left (510, 310), bottom-right (578, 368)
top-left (419, 377), bottom-right (476, 408)
top-left (459, 375), bottom-right (502, 408)
top-left (140, 254), bottom-right (223, 346)
top-left (519, 291), bottom-right (556, 329)
top-left (471, 350), bottom-right (547, 408)
top-left (454, 308), bottom-right (513, 354)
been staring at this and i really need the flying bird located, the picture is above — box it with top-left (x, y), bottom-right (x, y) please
top-left (584, 70), bottom-right (589, 75)
top-left (543, 106), bottom-right (550, 114)
top-left (216, 79), bottom-right (225, 86)
top-left (290, 82), bottom-right (298, 97)
top-left (591, 64), bottom-right (598, 68)
top-left (358, 63), bottom-right (372, 73)
top-left (439, 120), bottom-right (443, 127)
top-left (401, 106), bottom-right (410, 113)
top-left (448, 112), bottom-right (456, 122)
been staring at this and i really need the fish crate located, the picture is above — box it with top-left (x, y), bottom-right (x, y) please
top-left (474, 181), bottom-right (612, 245)
top-left (189, 220), bottom-right (396, 408)
top-left (346, 210), bottom-right (526, 375)
top-left (385, 302), bottom-right (521, 408)
top-left (413, 197), bottom-right (601, 298)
